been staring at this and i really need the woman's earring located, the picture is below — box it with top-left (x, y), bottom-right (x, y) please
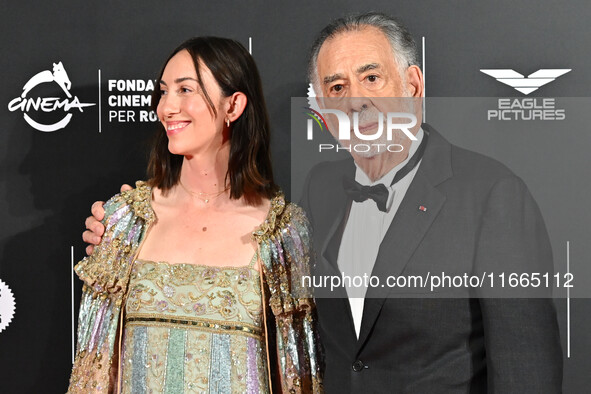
top-left (226, 118), bottom-right (230, 127)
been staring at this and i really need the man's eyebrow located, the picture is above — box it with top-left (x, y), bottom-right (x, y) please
top-left (356, 63), bottom-right (379, 74)
top-left (323, 73), bottom-right (344, 85)
top-left (322, 64), bottom-right (380, 84)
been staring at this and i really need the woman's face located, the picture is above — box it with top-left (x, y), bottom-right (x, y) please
top-left (157, 49), bottom-right (227, 157)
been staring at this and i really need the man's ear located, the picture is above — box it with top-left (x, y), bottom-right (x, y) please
top-left (225, 91), bottom-right (248, 122)
top-left (405, 65), bottom-right (424, 98)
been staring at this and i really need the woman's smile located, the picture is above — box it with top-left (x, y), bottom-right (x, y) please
top-left (165, 120), bottom-right (191, 136)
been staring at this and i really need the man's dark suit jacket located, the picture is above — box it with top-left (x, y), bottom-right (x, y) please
top-left (300, 124), bottom-right (563, 393)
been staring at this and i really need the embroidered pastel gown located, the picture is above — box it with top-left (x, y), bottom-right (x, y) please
top-left (68, 183), bottom-right (323, 393)
top-left (120, 252), bottom-right (269, 393)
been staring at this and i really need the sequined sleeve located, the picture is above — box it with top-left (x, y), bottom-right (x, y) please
top-left (68, 181), bottom-right (155, 393)
top-left (254, 199), bottom-right (324, 393)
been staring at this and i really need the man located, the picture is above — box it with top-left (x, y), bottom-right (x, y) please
top-left (300, 12), bottom-right (562, 393)
top-left (84, 12), bottom-right (562, 393)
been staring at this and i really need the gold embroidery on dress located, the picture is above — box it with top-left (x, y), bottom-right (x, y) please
top-left (125, 314), bottom-right (263, 338)
top-left (127, 261), bottom-right (263, 325)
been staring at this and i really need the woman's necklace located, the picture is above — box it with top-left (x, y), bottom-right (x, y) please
top-left (179, 180), bottom-right (229, 203)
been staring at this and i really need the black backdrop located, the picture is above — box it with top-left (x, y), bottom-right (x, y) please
top-left (1, 1), bottom-right (590, 392)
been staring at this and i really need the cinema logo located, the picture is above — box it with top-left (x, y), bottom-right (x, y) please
top-left (480, 68), bottom-right (570, 121)
top-left (8, 62), bottom-right (95, 132)
top-left (305, 107), bottom-right (417, 154)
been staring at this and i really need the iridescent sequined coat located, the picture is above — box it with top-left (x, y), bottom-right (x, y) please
top-left (67, 181), bottom-right (324, 393)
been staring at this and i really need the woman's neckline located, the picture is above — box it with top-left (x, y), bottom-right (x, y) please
top-left (139, 184), bottom-right (280, 269)
top-left (147, 183), bottom-right (282, 238)
top-left (136, 250), bottom-right (259, 273)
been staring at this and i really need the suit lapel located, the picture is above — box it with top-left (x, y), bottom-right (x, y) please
top-left (315, 160), bottom-right (357, 339)
top-left (319, 159), bottom-right (354, 272)
top-left (356, 125), bottom-right (453, 350)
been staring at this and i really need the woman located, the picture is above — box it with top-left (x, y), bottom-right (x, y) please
top-left (68, 37), bottom-right (323, 393)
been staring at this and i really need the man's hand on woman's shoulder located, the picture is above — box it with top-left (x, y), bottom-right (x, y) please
top-left (82, 184), bottom-right (133, 255)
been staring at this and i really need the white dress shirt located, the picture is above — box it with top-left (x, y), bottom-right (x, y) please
top-left (337, 128), bottom-right (424, 338)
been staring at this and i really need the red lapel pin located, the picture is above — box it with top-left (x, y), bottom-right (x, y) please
top-left (418, 205), bottom-right (427, 212)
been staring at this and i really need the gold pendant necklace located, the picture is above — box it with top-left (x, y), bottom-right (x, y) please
top-left (179, 180), bottom-right (229, 203)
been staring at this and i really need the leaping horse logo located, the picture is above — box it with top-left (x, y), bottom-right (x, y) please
top-left (8, 61), bottom-right (95, 132)
top-left (21, 61), bottom-right (72, 98)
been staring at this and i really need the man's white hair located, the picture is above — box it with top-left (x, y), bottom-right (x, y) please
top-left (307, 12), bottom-right (420, 92)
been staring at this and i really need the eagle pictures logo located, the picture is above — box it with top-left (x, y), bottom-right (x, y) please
top-left (480, 69), bottom-right (571, 95)
top-left (480, 68), bottom-right (571, 121)
top-left (8, 62), bottom-right (95, 132)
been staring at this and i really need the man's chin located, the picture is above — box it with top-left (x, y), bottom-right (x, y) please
top-left (352, 149), bottom-right (386, 159)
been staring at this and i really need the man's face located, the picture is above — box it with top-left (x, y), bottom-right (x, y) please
top-left (315, 26), bottom-right (421, 158)
top-left (316, 26), bottom-right (408, 99)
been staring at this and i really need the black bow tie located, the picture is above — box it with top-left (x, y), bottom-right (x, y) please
top-left (341, 127), bottom-right (431, 212)
top-left (343, 177), bottom-right (390, 212)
